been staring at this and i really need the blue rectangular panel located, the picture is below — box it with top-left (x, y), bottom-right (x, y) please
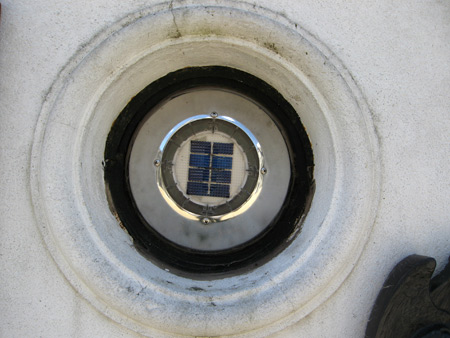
top-left (187, 182), bottom-right (209, 196)
top-left (213, 142), bottom-right (234, 155)
top-left (191, 141), bottom-right (211, 154)
top-left (188, 168), bottom-right (210, 182)
top-left (211, 156), bottom-right (232, 170)
top-left (211, 170), bottom-right (231, 183)
top-left (209, 184), bottom-right (230, 198)
top-left (189, 154), bottom-right (210, 168)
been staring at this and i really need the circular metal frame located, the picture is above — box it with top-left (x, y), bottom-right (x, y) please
top-left (156, 114), bottom-right (264, 222)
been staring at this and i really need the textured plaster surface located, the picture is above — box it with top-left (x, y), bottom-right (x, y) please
top-left (1, 1), bottom-right (449, 337)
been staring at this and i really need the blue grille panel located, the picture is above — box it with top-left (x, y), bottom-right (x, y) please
top-left (209, 184), bottom-right (230, 198)
top-left (189, 154), bottom-right (210, 168)
top-left (211, 170), bottom-right (231, 183)
top-left (213, 142), bottom-right (234, 155)
top-left (187, 182), bottom-right (209, 196)
top-left (188, 168), bottom-right (210, 182)
top-left (212, 156), bottom-right (233, 170)
top-left (191, 141), bottom-right (211, 154)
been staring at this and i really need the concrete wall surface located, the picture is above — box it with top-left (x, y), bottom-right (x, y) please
top-left (1, 1), bottom-right (449, 337)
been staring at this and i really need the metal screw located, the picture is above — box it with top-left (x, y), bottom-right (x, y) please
top-left (261, 167), bottom-right (267, 175)
top-left (154, 159), bottom-right (161, 167)
top-left (201, 217), bottom-right (211, 225)
top-left (210, 112), bottom-right (218, 118)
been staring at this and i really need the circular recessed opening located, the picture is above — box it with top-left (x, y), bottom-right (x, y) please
top-left (32, 3), bottom-right (380, 334)
top-left (104, 66), bottom-right (314, 277)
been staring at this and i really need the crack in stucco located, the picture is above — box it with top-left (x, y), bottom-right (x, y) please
top-left (169, 0), bottom-right (182, 38)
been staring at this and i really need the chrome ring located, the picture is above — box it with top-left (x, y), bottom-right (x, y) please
top-left (156, 114), bottom-right (264, 223)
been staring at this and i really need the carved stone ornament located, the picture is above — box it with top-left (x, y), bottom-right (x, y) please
top-left (366, 255), bottom-right (450, 338)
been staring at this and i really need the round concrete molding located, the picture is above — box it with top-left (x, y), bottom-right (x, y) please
top-left (30, 1), bottom-right (380, 337)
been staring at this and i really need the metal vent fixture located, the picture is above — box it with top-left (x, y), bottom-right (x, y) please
top-left (104, 66), bottom-right (314, 277)
top-left (156, 114), bottom-right (264, 224)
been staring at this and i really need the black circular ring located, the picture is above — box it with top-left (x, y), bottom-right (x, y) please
top-left (104, 66), bottom-right (314, 278)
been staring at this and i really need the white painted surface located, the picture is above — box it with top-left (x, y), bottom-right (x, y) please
top-left (1, 1), bottom-right (449, 337)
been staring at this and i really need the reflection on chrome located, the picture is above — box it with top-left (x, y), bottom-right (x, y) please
top-left (156, 114), bottom-right (264, 223)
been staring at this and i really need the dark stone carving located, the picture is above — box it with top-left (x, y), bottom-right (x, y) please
top-left (366, 255), bottom-right (450, 338)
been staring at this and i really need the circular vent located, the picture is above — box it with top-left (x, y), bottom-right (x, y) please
top-left (104, 66), bottom-right (314, 276)
top-left (156, 114), bottom-right (263, 222)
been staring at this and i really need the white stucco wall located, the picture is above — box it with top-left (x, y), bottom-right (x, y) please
top-left (1, 1), bottom-right (449, 337)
